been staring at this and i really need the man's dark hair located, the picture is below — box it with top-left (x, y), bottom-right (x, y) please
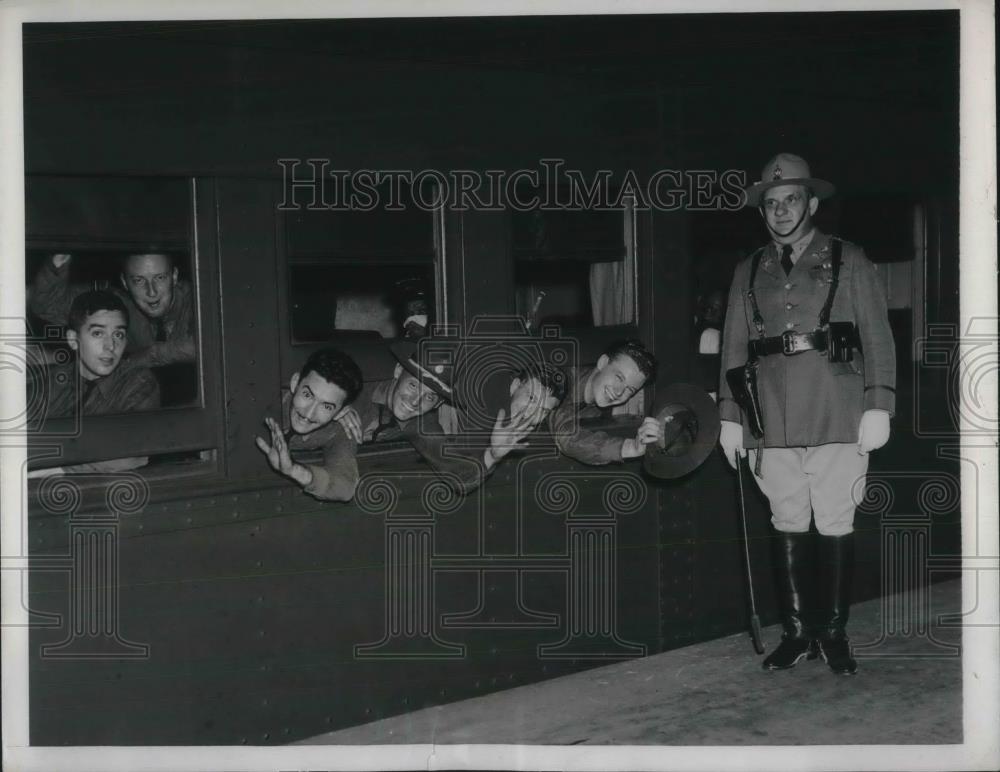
top-left (299, 347), bottom-right (364, 405)
top-left (515, 362), bottom-right (569, 403)
top-left (67, 290), bottom-right (130, 333)
top-left (603, 338), bottom-right (658, 384)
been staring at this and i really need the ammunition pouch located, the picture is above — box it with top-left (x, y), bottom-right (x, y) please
top-left (725, 359), bottom-right (764, 440)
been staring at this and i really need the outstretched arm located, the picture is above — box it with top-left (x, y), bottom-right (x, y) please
top-left (30, 254), bottom-right (82, 327)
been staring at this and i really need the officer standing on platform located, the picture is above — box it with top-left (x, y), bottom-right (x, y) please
top-left (718, 153), bottom-right (896, 675)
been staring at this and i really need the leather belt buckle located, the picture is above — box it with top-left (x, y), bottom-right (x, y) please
top-left (781, 330), bottom-right (800, 355)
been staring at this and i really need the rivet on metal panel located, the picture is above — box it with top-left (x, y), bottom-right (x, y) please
top-left (276, 505), bottom-right (283, 513)
top-left (261, 698), bottom-right (269, 706)
top-left (257, 630), bottom-right (265, 638)
top-left (186, 517), bottom-right (193, 525)
top-left (263, 732), bottom-right (270, 741)
top-left (256, 560), bottom-right (263, 568)
top-left (232, 511), bottom-right (239, 519)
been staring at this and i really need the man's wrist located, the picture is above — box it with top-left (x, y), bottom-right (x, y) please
top-left (290, 463), bottom-right (313, 487)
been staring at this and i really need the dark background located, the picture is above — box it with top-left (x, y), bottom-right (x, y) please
top-left (23, 11), bottom-right (961, 745)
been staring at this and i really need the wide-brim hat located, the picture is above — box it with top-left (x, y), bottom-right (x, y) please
top-left (390, 337), bottom-right (459, 406)
top-left (642, 383), bottom-right (721, 480)
top-left (743, 153), bottom-right (835, 208)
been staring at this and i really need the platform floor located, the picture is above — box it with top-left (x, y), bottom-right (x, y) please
top-left (302, 579), bottom-right (962, 745)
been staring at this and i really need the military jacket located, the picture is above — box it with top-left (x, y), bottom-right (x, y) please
top-left (548, 366), bottom-right (626, 464)
top-left (718, 231), bottom-right (896, 448)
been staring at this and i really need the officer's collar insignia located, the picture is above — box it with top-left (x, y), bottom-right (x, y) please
top-left (772, 164), bottom-right (783, 180)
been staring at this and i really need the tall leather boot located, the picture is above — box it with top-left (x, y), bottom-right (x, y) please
top-left (762, 531), bottom-right (819, 670)
top-left (816, 532), bottom-right (858, 675)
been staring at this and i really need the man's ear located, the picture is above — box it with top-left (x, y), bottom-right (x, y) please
top-left (808, 196), bottom-right (819, 216)
top-left (596, 354), bottom-right (609, 371)
top-left (119, 273), bottom-right (128, 292)
top-left (509, 377), bottom-right (521, 397)
top-left (66, 330), bottom-right (78, 352)
top-left (171, 266), bottom-right (179, 284)
top-left (393, 363), bottom-right (403, 379)
top-left (289, 372), bottom-right (300, 393)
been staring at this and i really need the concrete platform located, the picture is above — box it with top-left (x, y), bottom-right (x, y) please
top-left (301, 579), bottom-right (962, 745)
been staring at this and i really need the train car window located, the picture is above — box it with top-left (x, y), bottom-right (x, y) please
top-left (24, 176), bottom-right (219, 479)
top-left (283, 182), bottom-right (438, 343)
top-left (512, 199), bottom-right (635, 331)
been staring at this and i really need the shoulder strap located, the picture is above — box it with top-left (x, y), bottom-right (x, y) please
top-left (746, 247), bottom-right (766, 339)
top-left (818, 238), bottom-right (844, 328)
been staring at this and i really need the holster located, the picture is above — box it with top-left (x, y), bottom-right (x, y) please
top-left (826, 321), bottom-right (858, 363)
top-left (725, 359), bottom-right (764, 439)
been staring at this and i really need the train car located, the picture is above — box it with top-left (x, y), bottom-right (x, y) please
top-left (10, 9), bottom-right (968, 752)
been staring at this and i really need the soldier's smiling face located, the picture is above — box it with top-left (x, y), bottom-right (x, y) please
top-left (591, 354), bottom-right (646, 408)
top-left (509, 376), bottom-right (560, 429)
top-left (288, 371), bottom-right (348, 435)
top-left (121, 253), bottom-right (178, 320)
top-left (389, 367), bottom-right (441, 422)
top-left (760, 184), bottom-right (818, 243)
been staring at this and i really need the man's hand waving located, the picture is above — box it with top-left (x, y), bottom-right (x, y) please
top-left (255, 416), bottom-right (313, 487)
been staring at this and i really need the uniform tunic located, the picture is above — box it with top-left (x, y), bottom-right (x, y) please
top-left (38, 359), bottom-right (161, 419)
top-left (31, 260), bottom-right (197, 367)
top-left (548, 366), bottom-right (626, 465)
top-left (718, 230), bottom-right (896, 448)
top-left (30, 359), bottom-right (161, 476)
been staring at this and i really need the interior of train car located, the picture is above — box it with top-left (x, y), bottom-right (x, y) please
top-left (17, 11), bottom-right (963, 747)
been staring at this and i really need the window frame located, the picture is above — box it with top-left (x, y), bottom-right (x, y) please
top-left (26, 176), bottom-right (226, 481)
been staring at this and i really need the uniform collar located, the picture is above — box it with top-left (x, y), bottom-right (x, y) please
top-left (761, 229), bottom-right (828, 275)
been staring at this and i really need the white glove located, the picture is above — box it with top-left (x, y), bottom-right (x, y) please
top-left (719, 420), bottom-right (746, 470)
top-left (857, 409), bottom-right (891, 455)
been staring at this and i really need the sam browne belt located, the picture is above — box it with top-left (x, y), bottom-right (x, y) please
top-left (747, 322), bottom-right (858, 360)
